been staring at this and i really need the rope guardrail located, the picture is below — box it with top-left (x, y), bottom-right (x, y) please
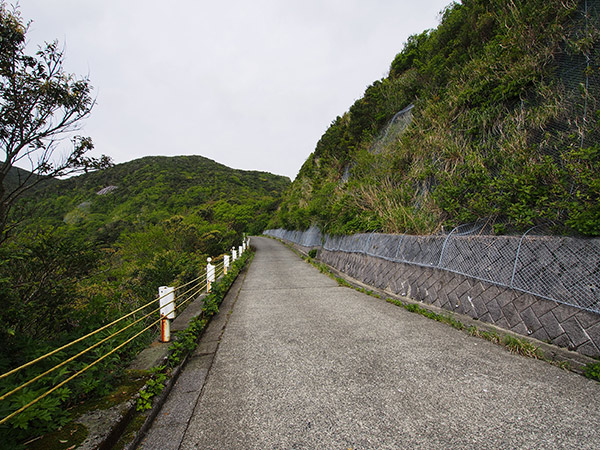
top-left (1, 318), bottom-right (162, 426)
top-left (175, 272), bottom-right (207, 291)
top-left (0, 237), bottom-right (250, 426)
top-left (176, 283), bottom-right (209, 311)
top-left (0, 292), bottom-right (165, 382)
top-left (176, 279), bottom-right (209, 309)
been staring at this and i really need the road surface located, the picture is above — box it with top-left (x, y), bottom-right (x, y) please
top-left (140, 236), bottom-right (600, 450)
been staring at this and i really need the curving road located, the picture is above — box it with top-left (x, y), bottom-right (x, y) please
top-left (140, 236), bottom-right (600, 450)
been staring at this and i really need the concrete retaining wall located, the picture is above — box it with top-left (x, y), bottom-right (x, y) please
top-left (266, 228), bottom-right (600, 359)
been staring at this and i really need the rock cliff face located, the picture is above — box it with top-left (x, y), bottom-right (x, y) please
top-left (270, 0), bottom-right (600, 238)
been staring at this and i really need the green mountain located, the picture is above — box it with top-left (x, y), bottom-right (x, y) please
top-left (270, 0), bottom-right (600, 237)
top-left (16, 154), bottom-right (290, 241)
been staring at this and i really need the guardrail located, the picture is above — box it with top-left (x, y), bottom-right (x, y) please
top-left (0, 237), bottom-right (250, 426)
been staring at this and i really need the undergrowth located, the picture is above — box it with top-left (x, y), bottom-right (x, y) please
top-left (270, 0), bottom-right (600, 237)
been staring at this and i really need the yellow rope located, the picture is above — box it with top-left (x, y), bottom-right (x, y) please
top-left (0, 301), bottom-right (165, 402)
top-left (175, 273), bottom-right (206, 291)
top-left (0, 317), bottom-right (161, 426)
top-left (176, 279), bottom-right (207, 303)
top-left (176, 283), bottom-right (208, 310)
top-left (0, 277), bottom-right (210, 398)
top-left (0, 289), bottom-right (175, 380)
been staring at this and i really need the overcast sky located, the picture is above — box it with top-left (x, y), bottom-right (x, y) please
top-left (17, 0), bottom-right (451, 180)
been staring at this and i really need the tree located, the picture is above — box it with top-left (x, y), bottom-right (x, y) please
top-left (0, 2), bottom-right (112, 242)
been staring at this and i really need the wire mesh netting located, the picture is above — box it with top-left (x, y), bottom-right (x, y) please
top-left (370, 104), bottom-right (414, 154)
top-left (267, 226), bottom-right (323, 247)
top-left (265, 226), bottom-right (600, 313)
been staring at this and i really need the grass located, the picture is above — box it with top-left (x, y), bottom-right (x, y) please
top-left (584, 362), bottom-right (600, 381)
top-left (502, 335), bottom-right (543, 359)
top-left (386, 298), bottom-right (465, 331)
top-left (111, 411), bottom-right (149, 450)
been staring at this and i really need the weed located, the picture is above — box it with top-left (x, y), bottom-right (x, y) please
top-left (335, 277), bottom-right (352, 288)
top-left (502, 335), bottom-right (542, 359)
top-left (136, 367), bottom-right (167, 412)
top-left (308, 249), bottom-right (318, 258)
top-left (479, 330), bottom-right (502, 345)
top-left (583, 362), bottom-right (600, 381)
top-left (552, 360), bottom-right (571, 371)
top-left (447, 315), bottom-right (465, 330)
top-left (467, 325), bottom-right (478, 336)
top-left (389, 298), bottom-right (466, 331)
top-left (386, 298), bottom-right (404, 308)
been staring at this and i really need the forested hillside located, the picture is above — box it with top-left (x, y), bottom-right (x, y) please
top-left (270, 0), bottom-right (600, 237)
top-left (18, 155), bottom-right (289, 240)
top-left (0, 155), bottom-right (288, 444)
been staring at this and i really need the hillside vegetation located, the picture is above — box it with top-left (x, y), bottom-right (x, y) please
top-left (18, 155), bottom-right (289, 240)
top-left (0, 155), bottom-right (288, 445)
top-left (270, 0), bottom-right (600, 237)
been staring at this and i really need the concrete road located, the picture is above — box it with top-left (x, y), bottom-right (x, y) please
top-left (143, 236), bottom-right (600, 450)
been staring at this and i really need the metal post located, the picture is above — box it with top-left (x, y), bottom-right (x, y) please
top-left (207, 257), bottom-right (215, 292)
top-left (239, 245), bottom-right (243, 256)
top-left (438, 225), bottom-right (458, 268)
top-left (511, 225), bottom-right (538, 288)
top-left (161, 317), bottom-right (170, 343)
top-left (159, 286), bottom-right (175, 342)
top-left (232, 247), bottom-right (237, 261)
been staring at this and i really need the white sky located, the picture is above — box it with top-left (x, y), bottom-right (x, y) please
top-left (17, 0), bottom-right (451, 180)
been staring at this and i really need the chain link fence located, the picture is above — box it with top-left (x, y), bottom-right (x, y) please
top-left (264, 225), bottom-right (600, 314)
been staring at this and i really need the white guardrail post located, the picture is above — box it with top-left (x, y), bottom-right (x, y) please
top-left (207, 257), bottom-right (215, 292)
top-left (232, 247), bottom-right (237, 261)
top-left (159, 286), bottom-right (175, 342)
top-left (224, 254), bottom-right (230, 275)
